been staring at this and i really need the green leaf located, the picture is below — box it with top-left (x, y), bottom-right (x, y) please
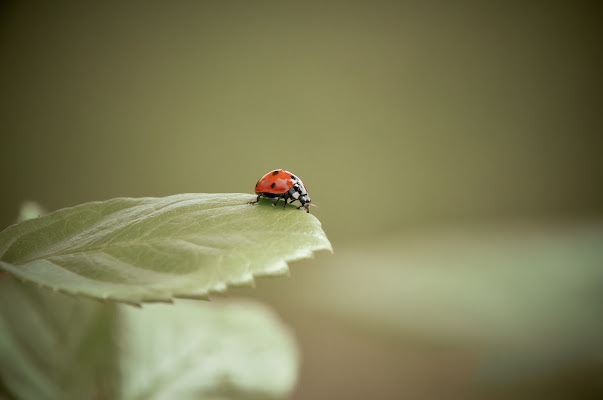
top-left (119, 300), bottom-right (299, 400)
top-left (0, 279), bottom-right (119, 400)
top-left (0, 278), bottom-right (299, 400)
top-left (0, 194), bottom-right (332, 304)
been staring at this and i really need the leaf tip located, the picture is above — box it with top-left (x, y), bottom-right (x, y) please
top-left (17, 200), bottom-right (47, 222)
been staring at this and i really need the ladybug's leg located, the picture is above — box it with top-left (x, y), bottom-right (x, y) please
top-left (272, 194), bottom-right (282, 206)
top-left (283, 192), bottom-right (291, 208)
top-left (247, 195), bottom-right (261, 204)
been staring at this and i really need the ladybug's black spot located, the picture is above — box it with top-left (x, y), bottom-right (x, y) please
top-left (270, 182), bottom-right (276, 188)
top-left (272, 171), bottom-right (279, 176)
top-left (291, 175), bottom-right (297, 180)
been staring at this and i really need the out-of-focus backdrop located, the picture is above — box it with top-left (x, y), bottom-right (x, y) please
top-left (1, 1), bottom-right (601, 399)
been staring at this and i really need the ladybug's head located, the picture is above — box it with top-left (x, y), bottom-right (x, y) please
top-left (299, 195), bottom-right (312, 213)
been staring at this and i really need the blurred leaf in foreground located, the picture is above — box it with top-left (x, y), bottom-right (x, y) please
top-left (0, 278), bottom-right (299, 400)
top-left (249, 221), bottom-right (603, 385)
top-left (0, 193), bottom-right (332, 304)
top-left (119, 299), bottom-right (299, 400)
top-left (0, 279), bottom-right (118, 400)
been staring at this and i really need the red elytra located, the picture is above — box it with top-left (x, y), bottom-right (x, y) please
top-left (255, 169), bottom-right (298, 195)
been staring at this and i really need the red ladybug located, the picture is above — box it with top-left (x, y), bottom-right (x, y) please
top-left (250, 169), bottom-right (313, 213)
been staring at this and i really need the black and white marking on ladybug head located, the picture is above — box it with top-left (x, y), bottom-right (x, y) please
top-left (288, 181), bottom-right (311, 212)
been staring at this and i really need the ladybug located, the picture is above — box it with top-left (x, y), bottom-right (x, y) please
top-left (250, 169), bottom-right (313, 213)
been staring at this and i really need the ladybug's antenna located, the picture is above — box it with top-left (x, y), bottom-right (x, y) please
top-left (308, 203), bottom-right (318, 208)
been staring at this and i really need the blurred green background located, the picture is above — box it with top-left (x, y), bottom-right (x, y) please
top-left (1, 1), bottom-right (602, 399)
